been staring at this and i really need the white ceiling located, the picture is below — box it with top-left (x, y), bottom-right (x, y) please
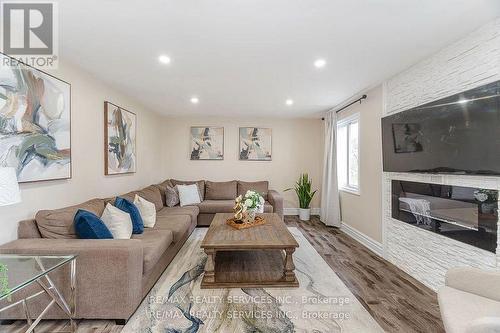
top-left (58, 0), bottom-right (500, 118)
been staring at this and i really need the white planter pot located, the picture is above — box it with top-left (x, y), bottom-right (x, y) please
top-left (299, 208), bottom-right (311, 221)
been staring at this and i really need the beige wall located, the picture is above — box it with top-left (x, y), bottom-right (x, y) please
top-left (162, 116), bottom-right (323, 209)
top-left (0, 62), bottom-right (324, 245)
top-left (338, 85), bottom-right (383, 242)
top-left (0, 61), bottom-right (165, 245)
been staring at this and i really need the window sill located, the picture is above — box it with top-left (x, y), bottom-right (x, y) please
top-left (340, 187), bottom-right (360, 196)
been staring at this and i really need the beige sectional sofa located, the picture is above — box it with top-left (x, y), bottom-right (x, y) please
top-left (160, 179), bottom-right (283, 226)
top-left (0, 179), bottom-right (283, 321)
top-left (438, 267), bottom-right (500, 333)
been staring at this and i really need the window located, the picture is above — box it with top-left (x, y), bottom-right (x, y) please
top-left (337, 113), bottom-right (359, 194)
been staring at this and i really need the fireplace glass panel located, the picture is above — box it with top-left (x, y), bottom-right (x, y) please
top-left (392, 180), bottom-right (498, 253)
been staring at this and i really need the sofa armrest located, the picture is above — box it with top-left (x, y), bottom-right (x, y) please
top-left (465, 317), bottom-right (500, 333)
top-left (268, 190), bottom-right (284, 220)
top-left (445, 267), bottom-right (500, 302)
top-left (0, 239), bottom-right (144, 319)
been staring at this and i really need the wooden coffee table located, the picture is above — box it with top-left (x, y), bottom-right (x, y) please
top-left (200, 213), bottom-right (299, 289)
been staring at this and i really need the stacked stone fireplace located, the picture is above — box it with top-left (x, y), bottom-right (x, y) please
top-left (382, 173), bottom-right (500, 290)
top-left (381, 18), bottom-right (500, 290)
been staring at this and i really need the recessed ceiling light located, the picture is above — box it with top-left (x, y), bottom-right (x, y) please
top-left (314, 58), bottom-right (326, 68)
top-left (190, 97), bottom-right (199, 104)
top-left (158, 55), bottom-right (171, 64)
top-left (286, 99), bottom-right (294, 106)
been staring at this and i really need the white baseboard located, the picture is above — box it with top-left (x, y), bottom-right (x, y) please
top-left (284, 208), bottom-right (321, 216)
top-left (340, 222), bottom-right (384, 257)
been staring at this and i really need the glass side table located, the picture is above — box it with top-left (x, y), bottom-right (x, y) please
top-left (0, 255), bottom-right (77, 333)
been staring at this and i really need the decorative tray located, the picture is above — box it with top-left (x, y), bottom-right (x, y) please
top-left (226, 216), bottom-right (266, 230)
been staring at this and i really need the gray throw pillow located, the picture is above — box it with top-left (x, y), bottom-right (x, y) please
top-left (165, 185), bottom-right (180, 207)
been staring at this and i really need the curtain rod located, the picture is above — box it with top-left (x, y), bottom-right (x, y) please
top-left (321, 94), bottom-right (367, 120)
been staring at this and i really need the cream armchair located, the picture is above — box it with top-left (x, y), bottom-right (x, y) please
top-left (438, 267), bottom-right (500, 333)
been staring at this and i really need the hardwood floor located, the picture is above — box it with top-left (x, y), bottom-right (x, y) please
top-left (1, 216), bottom-right (444, 333)
top-left (0, 320), bottom-right (123, 333)
top-left (286, 216), bottom-right (444, 333)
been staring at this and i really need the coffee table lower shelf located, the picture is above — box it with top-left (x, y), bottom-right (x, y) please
top-left (200, 249), bottom-right (299, 289)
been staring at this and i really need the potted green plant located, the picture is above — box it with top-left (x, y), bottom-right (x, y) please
top-left (0, 263), bottom-right (10, 300)
top-left (285, 173), bottom-right (317, 221)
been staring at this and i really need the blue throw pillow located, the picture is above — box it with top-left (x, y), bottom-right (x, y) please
top-left (74, 209), bottom-right (113, 239)
top-left (115, 197), bottom-right (144, 234)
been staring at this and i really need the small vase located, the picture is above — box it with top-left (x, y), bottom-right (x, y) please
top-left (245, 209), bottom-right (257, 223)
top-left (480, 202), bottom-right (496, 215)
top-left (299, 208), bottom-right (311, 221)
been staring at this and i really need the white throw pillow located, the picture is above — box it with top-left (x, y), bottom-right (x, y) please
top-left (134, 194), bottom-right (156, 228)
top-left (101, 203), bottom-right (132, 239)
top-left (177, 184), bottom-right (201, 207)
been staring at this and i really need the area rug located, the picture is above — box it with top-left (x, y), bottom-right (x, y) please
top-left (122, 228), bottom-right (384, 333)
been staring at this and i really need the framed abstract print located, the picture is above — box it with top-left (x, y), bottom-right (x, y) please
top-left (239, 127), bottom-right (272, 161)
top-left (104, 102), bottom-right (137, 174)
top-left (190, 127), bottom-right (224, 160)
top-left (0, 53), bottom-right (71, 182)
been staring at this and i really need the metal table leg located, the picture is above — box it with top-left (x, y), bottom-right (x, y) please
top-left (70, 258), bottom-right (76, 333)
top-left (9, 257), bottom-right (78, 333)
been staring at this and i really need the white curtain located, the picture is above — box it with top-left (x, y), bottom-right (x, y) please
top-left (320, 111), bottom-right (341, 227)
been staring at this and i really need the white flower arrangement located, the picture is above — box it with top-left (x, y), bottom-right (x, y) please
top-left (474, 192), bottom-right (489, 202)
top-left (235, 190), bottom-right (264, 212)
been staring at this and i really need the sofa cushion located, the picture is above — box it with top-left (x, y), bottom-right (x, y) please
top-left (438, 286), bottom-right (500, 333)
top-left (157, 206), bottom-right (199, 225)
top-left (205, 181), bottom-right (237, 200)
top-left (18, 219), bottom-right (42, 239)
top-left (116, 191), bottom-right (136, 204)
top-left (159, 179), bottom-right (173, 188)
top-left (198, 200), bottom-right (273, 214)
top-left (237, 181), bottom-right (269, 200)
top-left (170, 179), bottom-right (205, 200)
top-left (117, 186), bottom-right (163, 212)
top-left (136, 186), bottom-right (163, 212)
top-left (132, 229), bottom-right (173, 275)
top-left (36, 199), bottom-right (106, 239)
top-left (154, 214), bottom-right (192, 242)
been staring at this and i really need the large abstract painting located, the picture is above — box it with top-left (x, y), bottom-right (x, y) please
top-left (105, 102), bottom-right (136, 174)
top-left (239, 127), bottom-right (272, 161)
top-left (190, 127), bottom-right (224, 160)
top-left (0, 53), bottom-right (71, 183)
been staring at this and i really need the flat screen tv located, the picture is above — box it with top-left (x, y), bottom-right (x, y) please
top-left (382, 80), bottom-right (500, 175)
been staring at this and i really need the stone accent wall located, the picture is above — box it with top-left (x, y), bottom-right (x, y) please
top-left (384, 18), bottom-right (500, 116)
top-left (382, 18), bottom-right (500, 291)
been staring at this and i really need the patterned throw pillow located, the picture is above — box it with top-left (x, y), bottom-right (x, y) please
top-left (165, 185), bottom-right (180, 207)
